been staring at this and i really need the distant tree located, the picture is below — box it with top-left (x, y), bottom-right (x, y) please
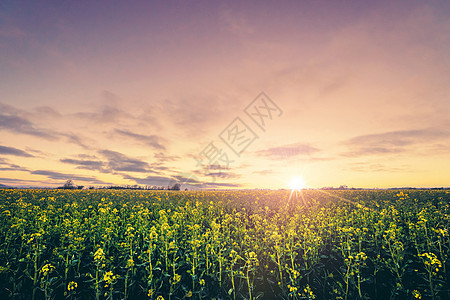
top-left (63, 180), bottom-right (76, 189)
top-left (169, 183), bottom-right (181, 191)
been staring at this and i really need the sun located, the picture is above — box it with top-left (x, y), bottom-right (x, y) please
top-left (288, 176), bottom-right (307, 190)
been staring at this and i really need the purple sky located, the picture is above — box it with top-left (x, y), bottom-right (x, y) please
top-left (1, 0), bottom-right (449, 188)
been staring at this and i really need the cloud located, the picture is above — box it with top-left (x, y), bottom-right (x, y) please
top-left (0, 166), bottom-right (28, 171)
top-left (192, 164), bottom-right (231, 174)
top-left (99, 150), bottom-right (153, 173)
top-left (172, 174), bottom-right (203, 185)
top-left (156, 94), bottom-right (232, 137)
top-left (0, 102), bottom-right (22, 115)
top-left (61, 150), bottom-right (159, 174)
top-left (114, 129), bottom-right (166, 150)
top-left (0, 157), bottom-right (29, 171)
top-left (122, 172), bottom-right (240, 189)
top-left (254, 169), bottom-right (275, 175)
top-left (0, 177), bottom-right (44, 185)
top-left (30, 170), bottom-right (107, 183)
top-left (72, 106), bottom-right (124, 123)
top-left (346, 162), bottom-right (408, 173)
top-left (172, 173), bottom-right (241, 189)
top-left (70, 96), bottom-right (131, 124)
top-left (60, 158), bottom-right (105, 171)
top-left (256, 143), bottom-right (320, 159)
top-left (206, 164), bottom-right (230, 170)
top-left (0, 103), bottom-right (90, 149)
top-left (61, 132), bottom-right (91, 149)
top-left (122, 174), bottom-right (175, 186)
top-left (25, 148), bottom-right (48, 157)
top-left (204, 172), bottom-right (239, 179)
top-left (343, 128), bottom-right (450, 156)
top-left (0, 113), bottom-right (58, 140)
top-left (0, 145), bottom-right (34, 157)
top-left (202, 182), bottom-right (241, 188)
top-left (33, 106), bottom-right (61, 118)
top-left (154, 152), bottom-right (178, 160)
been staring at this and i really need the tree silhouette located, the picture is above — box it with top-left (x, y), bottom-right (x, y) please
top-left (63, 180), bottom-right (75, 189)
top-left (169, 183), bottom-right (181, 190)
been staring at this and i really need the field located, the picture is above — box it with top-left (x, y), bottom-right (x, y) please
top-left (0, 189), bottom-right (449, 300)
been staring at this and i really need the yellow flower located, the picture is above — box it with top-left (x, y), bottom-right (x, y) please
top-left (412, 290), bottom-right (421, 299)
top-left (200, 279), bottom-right (205, 286)
top-left (67, 281), bottom-right (77, 291)
top-left (103, 271), bottom-right (118, 287)
top-left (103, 271), bottom-right (113, 282)
top-left (94, 248), bottom-right (105, 262)
top-left (147, 289), bottom-right (154, 297)
top-left (169, 241), bottom-right (176, 249)
top-left (40, 263), bottom-right (54, 276)
top-left (301, 284), bottom-right (316, 299)
top-left (126, 258), bottom-right (134, 268)
top-left (186, 290), bottom-right (193, 297)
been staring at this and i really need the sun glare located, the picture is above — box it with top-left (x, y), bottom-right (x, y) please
top-left (288, 176), bottom-right (307, 190)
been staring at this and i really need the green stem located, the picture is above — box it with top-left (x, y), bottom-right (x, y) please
top-left (247, 267), bottom-right (252, 300)
top-left (95, 268), bottom-right (99, 300)
top-left (429, 270), bottom-right (435, 300)
top-left (344, 264), bottom-right (350, 300)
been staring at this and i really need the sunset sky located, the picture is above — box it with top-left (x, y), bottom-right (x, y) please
top-left (1, 0), bottom-right (449, 189)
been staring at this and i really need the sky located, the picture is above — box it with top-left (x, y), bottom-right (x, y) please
top-left (0, 0), bottom-right (449, 189)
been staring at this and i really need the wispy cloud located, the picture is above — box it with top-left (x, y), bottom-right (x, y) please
top-left (33, 106), bottom-right (62, 118)
top-left (0, 145), bottom-right (34, 157)
top-left (99, 150), bottom-right (152, 173)
top-left (256, 143), bottom-right (320, 159)
top-left (156, 95), bottom-right (232, 137)
top-left (253, 169), bottom-right (275, 175)
top-left (71, 106), bottom-right (126, 124)
top-left (343, 128), bottom-right (450, 156)
top-left (114, 129), bottom-right (166, 150)
top-left (154, 152), bottom-right (180, 164)
top-left (172, 174), bottom-right (203, 185)
top-left (30, 170), bottom-right (107, 183)
top-left (0, 113), bottom-right (58, 140)
top-left (202, 182), bottom-right (241, 188)
top-left (346, 162), bottom-right (409, 173)
top-left (0, 177), bottom-right (46, 185)
top-left (60, 158), bottom-right (105, 171)
top-left (61, 132), bottom-right (91, 149)
top-left (121, 172), bottom-right (240, 189)
top-left (0, 157), bottom-right (28, 172)
top-left (122, 174), bottom-right (175, 186)
top-left (0, 165), bottom-right (28, 172)
top-left (61, 150), bottom-right (159, 174)
top-left (0, 103), bottom-right (91, 148)
top-left (204, 171), bottom-right (240, 179)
